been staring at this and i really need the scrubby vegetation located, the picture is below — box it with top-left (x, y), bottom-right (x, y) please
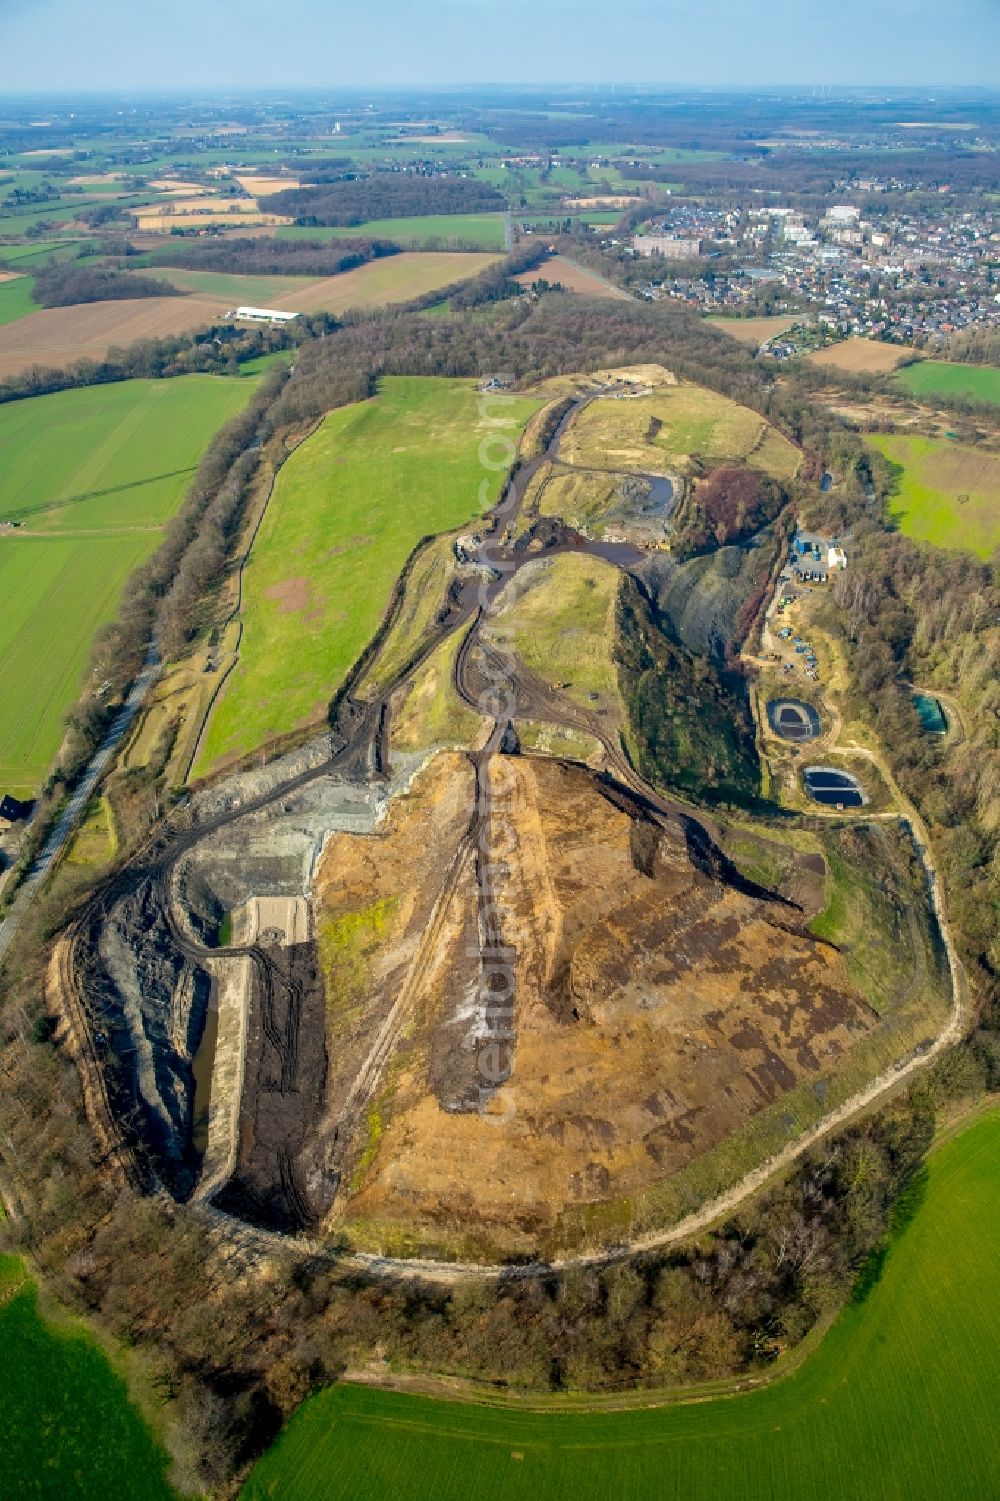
top-left (673, 465), bottom-right (787, 554)
top-left (616, 578), bottom-right (760, 807)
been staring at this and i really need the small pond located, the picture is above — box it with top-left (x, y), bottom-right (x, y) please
top-left (913, 692), bottom-right (948, 735)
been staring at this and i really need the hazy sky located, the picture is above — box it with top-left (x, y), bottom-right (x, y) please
top-left (1, 0), bottom-right (998, 92)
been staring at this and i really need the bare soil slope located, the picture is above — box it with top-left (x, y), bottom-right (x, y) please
top-left (318, 753), bottom-right (876, 1256)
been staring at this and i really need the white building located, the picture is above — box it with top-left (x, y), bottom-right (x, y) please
top-left (632, 234), bottom-right (702, 259)
top-left (229, 306), bottom-right (300, 324)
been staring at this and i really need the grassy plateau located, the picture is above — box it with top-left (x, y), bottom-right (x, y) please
top-left (243, 1110), bottom-right (1000, 1500)
top-left (0, 374), bottom-right (258, 793)
top-left (196, 376), bottom-right (540, 773)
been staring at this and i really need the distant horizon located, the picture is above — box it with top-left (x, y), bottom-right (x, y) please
top-left (3, 82), bottom-right (1000, 98)
top-left (1, 0), bottom-right (997, 94)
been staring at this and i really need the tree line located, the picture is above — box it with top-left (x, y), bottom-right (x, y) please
top-left (144, 234), bottom-right (400, 277)
top-left (31, 261), bottom-right (180, 308)
top-left (260, 172), bottom-right (506, 225)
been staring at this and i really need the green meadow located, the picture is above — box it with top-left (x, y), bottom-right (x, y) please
top-left (0, 274), bottom-right (37, 327)
top-left (869, 432), bottom-right (1000, 558)
top-left (895, 359), bottom-right (1000, 406)
top-left (243, 1110), bottom-right (1000, 1501)
top-left (143, 266), bottom-right (313, 306)
top-left (277, 212), bottom-right (507, 249)
top-left (0, 375), bottom-right (258, 793)
top-left (0, 239), bottom-right (91, 268)
top-left (0, 1258), bottom-right (175, 1501)
top-left (196, 376), bottom-right (540, 773)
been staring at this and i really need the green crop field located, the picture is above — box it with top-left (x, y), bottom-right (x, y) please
top-left (894, 359), bottom-right (1000, 406)
top-left (0, 274), bottom-right (37, 327)
top-left (0, 1259), bottom-right (175, 1501)
top-left (143, 266), bottom-right (312, 305)
top-left (277, 212), bottom-right (508, 249)
top-left (0, 239), bottom-right (91, 268)
top-left (0, 375), bottom-right (258, 793)
top-left (195, 377), bottom-right (541, 774)
top-left (244, 1110), bottom-right (1000, 1501)
top-left (869, 432), bottom-right (1000, 559)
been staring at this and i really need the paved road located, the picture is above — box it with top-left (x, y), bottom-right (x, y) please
top-left (0, 652), bottom-right (160, 965)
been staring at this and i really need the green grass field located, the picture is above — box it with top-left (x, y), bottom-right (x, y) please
top-left (895, 360), bottom-right (1000, 406)
top-left (238, 349), bottom-right (295, 377)
top-left (276, 212), bottom-right (507, 249)
top-left (0, 239), bottom-right (91, 268)
top-left (869, 432), bottom-right (1000, 559)
top-left (0, 1264), bottom-right (175, 1501)
top-left (195, 377), bottom-right (541, 774)
top-left (143, 266), bottom-right (312, 304)
top-left (243, 1110), bottom-right (1000, 1501)
top-left (0, 274), bottom-right (37, 327)
top-left (0, 375), bottom-right (258, 792)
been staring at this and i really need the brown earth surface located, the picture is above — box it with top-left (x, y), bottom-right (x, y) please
top-left (317, 752), bottom-right (876, 1254)
top-left (515, 255), bottom-right (626, 299)
top-left (808, 338), bottom-right (921, 374)
top-left (0, 294), bottom-right (228, 379)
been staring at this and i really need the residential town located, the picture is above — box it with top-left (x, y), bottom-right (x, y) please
top-left (621, 193), bottom-right (998, 349)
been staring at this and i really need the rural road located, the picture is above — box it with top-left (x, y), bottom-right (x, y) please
top-left (0, 651), bottom-right (160, 966)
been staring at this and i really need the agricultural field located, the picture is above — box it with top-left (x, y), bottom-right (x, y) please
top-left (0, 1257), bottom-right (174, 1501)
top-left (0, 239), bottom-right (92, 268)
top-left (869, 432), bottom-right (1000, 558)
top-left (277, 212), bottom-right (508, 249)
top-left (195, 377), bottom-right (541, 774)
top-left (561, 383), bottom-right (801, 481)
top-left (808, 337), bottom-right (917, 374)
top-left (142, 266), bottom-right (320, 306)
top-left (514, 254), bottom-right (626, 298)
top-left (706, 314), bottom-right (800, 347)
top-left (0, 273), bottom-right (37, 327)
top-left (894, 359), bottom-right (1000, 406)
top-left (244, 1111), bottom-right (1000, 1501)
top-left (0, 295), bottom-right (227, 381)
top-left (250, 252), bottom-right (502, 313)
top-left (142, 253), bottom-right (502, 321)
top-left (0, 375), bottom-right (258, 793)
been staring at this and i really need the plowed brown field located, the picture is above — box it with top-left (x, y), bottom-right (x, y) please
top-left (0, 295), bottom-right (228, 379)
